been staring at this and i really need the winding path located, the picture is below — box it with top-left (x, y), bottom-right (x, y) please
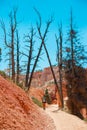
top-left (45, 104), bottom-right (87, 130)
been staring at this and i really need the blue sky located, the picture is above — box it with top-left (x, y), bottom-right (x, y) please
top-left (0, 0), bottom-right (87, 71)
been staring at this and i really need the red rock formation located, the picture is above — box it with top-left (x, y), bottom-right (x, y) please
top-left (31, 66), bottom-right (59, 87)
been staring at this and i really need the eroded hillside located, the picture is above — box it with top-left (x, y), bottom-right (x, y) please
top-left (0, 76), bottom-right (55, 130)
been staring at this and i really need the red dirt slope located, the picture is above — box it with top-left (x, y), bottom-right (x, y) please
top-left (0, 76), bottom-right (55, 130)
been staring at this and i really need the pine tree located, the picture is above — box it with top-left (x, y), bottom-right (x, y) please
top-left (64, 10), bottom-right (87, 119)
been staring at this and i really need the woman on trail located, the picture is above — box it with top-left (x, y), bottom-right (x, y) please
top-left (42, 96), bottom-right (46, 110)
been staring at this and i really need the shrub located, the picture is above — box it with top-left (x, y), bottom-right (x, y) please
top-left (44, 89), bottom-right (52, 104)
top-left (32, 97), bottom-right (42, 107)
top-left (0, 70), bottom-right (7, 78)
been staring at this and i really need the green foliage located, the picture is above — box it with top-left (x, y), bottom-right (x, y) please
top-left (84, 118), bottom-right (87, 122)
top-left (48, 81), bottom-right (55, 85)
top-left (36, 69), bottom-right (42, 72)
top-left (32, 97), bottom-right (42, 107)
top-left (17, 82), bottom-right (23, 88)
top-left (44, 89), bottom-right (52, 104)
top-left (17, 82), bottom-right (28, 91)
top-left (0, 71), bottom-right (7, 78)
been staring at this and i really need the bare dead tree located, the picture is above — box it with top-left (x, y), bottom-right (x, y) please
top-left (1, 9), bottom-right (17, 81)
top-left (56, 24), bottom-right (64, 108)
top-left (27, 10), bottom-right (53, 91)
top-left (31, 9), bottom-right (62, 107)
top-left (16, 30), bottom-right (20, 83)
top-left (23, 27), bottom-right (35, 87)
top-left (1, 21), bottom-right (12, 78)
top-left (55, 34), bottom-right (59, 64)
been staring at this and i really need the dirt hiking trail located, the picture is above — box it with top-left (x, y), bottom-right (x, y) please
top-left (46, 104), bottom-right (87, 130)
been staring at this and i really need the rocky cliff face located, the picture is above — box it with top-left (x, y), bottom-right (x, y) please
top-left (32, 66), bottom-right (59, 87)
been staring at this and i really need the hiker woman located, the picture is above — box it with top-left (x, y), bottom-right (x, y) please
top-left (42, 96), bottom-right (46, 110)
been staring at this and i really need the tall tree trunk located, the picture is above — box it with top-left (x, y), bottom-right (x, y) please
top-left (27, 41), bottom-right (43, 90)
top-left (16, 30), bottom-right (20, 83)
top-left (25, 28), bottom-right (34, 87)
top-left (70, 10), bottom-right (74, 76)
top-left (12, 29), bottom-right (15, 81)
top-left (58, 24), bottom-right (64, 108)
top-left (43, 42), bottom-right (61, 104)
